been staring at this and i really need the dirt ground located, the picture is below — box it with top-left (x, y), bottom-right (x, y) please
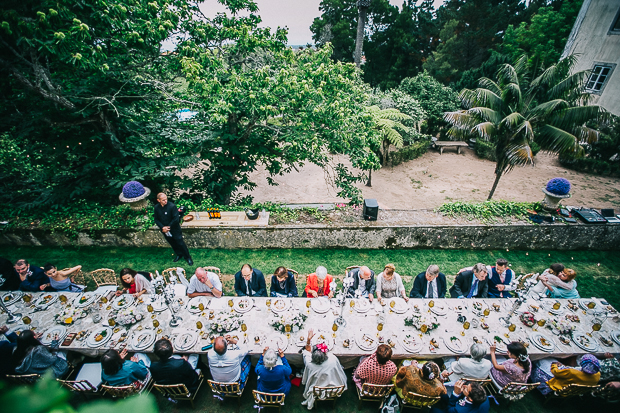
top-left (241, 147), bottom-right (620, 211)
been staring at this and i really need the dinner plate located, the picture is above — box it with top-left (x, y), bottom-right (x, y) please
top-left (270, 299), bottom-right (292, 314)
top-left (1, 291), bottom-right (23, 306)
top-left (355, 330), bottom-right (378, 351)
top-left (73, 292), bottom-right (99, 308)
top-left (131, 329), bottom-right (156, 351)
top-left (597, 332), bottom-right (616, 347)
top-left (35, 293), bottom-right (58, 308)
top-left (443, 335), bottom-right (468, 354)
top-left (266, 335), bottom-right (288, 352)
top-left (40, 325), bottom-right (67, 345)
top-left (310, 330), bottom-right (335, 351)
top-left (529, 332), bottom-right (555, 352)
top-left (579, 299), bottom-right (599, 311)
top-left (571, 331), bottom-right (599, 352)
top-left (353, 299), bottom-right (372, 313)
top-left (388, 298), bottom-right (408, 314)
top-left (311, 298), bottom-right (332, 314)
top-left (233, 297), bottom-right (254, 313)
top-left (149, 296), bottom-right (169, 312)
top-left (8, 324), bottom-right (29, 335)
top-left (186, 296), bottom-right (210, 314)
top-left (401, 332), bottom-right (423, 353)
top-left (541, 300), bottom-right (564, 315)
top-left (611, 330), bottom-right (620, 346)
top-left (86, 326), bottom-right (113, 347)
top-left (111, 294), bottom-right (134, 310)
top-left (429, 302), bottom-right (448, 316)
top-left (488, 335), bottom-right (508, 354)
top-left (174, 330), bottom-right (199, 352)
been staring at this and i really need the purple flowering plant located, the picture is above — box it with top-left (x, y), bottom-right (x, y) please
top-left (545, 178), bottom-right (571, 195)
top-left (122, 181), bottom-right (146, 198)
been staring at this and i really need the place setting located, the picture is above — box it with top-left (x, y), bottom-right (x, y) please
top-left (309, 297), bottom-right (331, 314)
top-left (34, 293), bottom-right (59, 310)
top-left (443, 334), bottom-right (468, 354)
top-left (386, 298), bottom-right (408, 314)
top-left (73, 292), bottom-right (100, 308)
top-left (173, 329), bottom-right (200, 352)
top-left (428, 300), bottom-right (448, 316)
top-left (401, 332), bottom-right (423, 353)
top-left (186, 296), bottom-right (210, 314)
top-left (571, 330), bottom-right (599, 352)
top-left (350, 298), bottom-right (372, 314)
top-left (40, 325), bottom-right (68, 345)
top-left (269, 298), bottom-right (292, 314)
top-left (232, 297), bottom-right (254, 313)
top-left (130, 328), bottom-right (157, 351)
top-left (86, 326), bottom-right (114, 348)
top-left (355, 329), bottom-right (378, 351)
top-left (2, 291), bottom-right (24, 306)
top-left (528, 331), bottom-right (556, 352)
top-left (111, 294), bottom-right (135, 310)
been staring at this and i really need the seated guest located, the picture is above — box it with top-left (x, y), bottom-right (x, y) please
top-left (353, 344), bottom-right (397, 389)
top-left (101, 348), bottom-right (150, 387)
top-left (346, 266), bottom-right (376, 302)
top-left (14, 259), bottom-right (49, 292)
top-left (0, 325), bottom-right (19, 378)
top-left (256, 347), bottom-right (292, 396)
top-left (431, 380), bottom-right (490, 413)
top-left (450, 263), bottom-right (488, 299)
top-left (150, 338), bottom-right (200, 393)
top-left (207, 335), bottom-right (251, 388)
top-left (0, 257), bottom-right (21, 291)
top-left (486, 259), bottom-right (515, 298)
top-left (410, 265), bottom-right (447, 299)
top-left (270, 266), bottom-right (298, 298)
top-left (489, 342), bottom-right (531, 389)
top-left (301, 329), bottom-right (347, 409)
top-left (540, 268), bottom-right (580, 299)
top-left (187, 267), bottom-right (223, 298)
top-left (234, 264), bottom-right (267, 297)
top-left (116, 268), bottom-right (154, 298)
top-left (43, 263), bottom-right (83, 292)
top-left (599, 353), bottom-right (620, 382)
top-left (525, 263), bottom-right (565, 299)
top-left (14, 330), bottom-right (68, 378)
top-left (376, 264), bottom-right (409, 303)
top-left (395, 360), bottom-right (447, 399)
top-left (304, 266), bottom-right (334, 298)
top-left (532, 355), bottom-right (600, 395)
top-left (442, 343), bottom-right (492, 385)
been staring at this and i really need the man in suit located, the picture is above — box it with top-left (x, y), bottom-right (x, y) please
top-left (234, 264), bottom-right (267, 297)
top-left (486, 258), bottom-right (515, 298)
top-left (431, 380), bottom-right (489, 413)
top-left (153, 193), bottom-right (193, 266)
top-left (0, 257), bottom-right (20, 291)
top-left (14, 259), bottom-right (49, 292)
top-left (346, 266), bottom-right (376, 302)
top-left (410, 265), bottom-right (447, 298)
top-left (150, 338), bottom-right (201, 393)
top-left (449, 263), bottom-right (489, 299)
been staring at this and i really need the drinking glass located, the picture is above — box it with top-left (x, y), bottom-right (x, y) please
top-left (196, 321), bottom-right (203, 330)
top-left (306, 300), bottom-right (311, 314)
top-left (285, 324), bottom-right (291, 339)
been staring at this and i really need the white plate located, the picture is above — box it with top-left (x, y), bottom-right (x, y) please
top-left (73, 292), bottom-right (99, 308)
top-left (266, 335), bottom-right (288, 352)
top-left (387, 298), bottom-right (408, 314)
top-left (40, 325), bottom-right (67, 345)
top-left (186, 296), bottom-right (210, 314)
top-left (174, 330), bottom-right (199, 351)
top-left (311, 330), bottom-right (334, 351)
top-left (8, 324), bottom-right (29, 335)
top-left (355, 330), bottom-right (378, 351)
top-left (35, 293), bottom-right (58, 308)
top-left (1, 291), bottom-right (23, 306)
top-left (401, 333), bottom-right (423, 353)
top-left (111, 295), bottom-right (134, 310)
top-left (311, 298), bottom-right (332, 314)
top-left (542, 300), bottom-right (564, 315)
top-left (271, 299), bottom-right (292, 314)
top-left (444, 336), bottom-right (468, 354)
top-left (579, 299), bottom-right (599, 311)
top-left (488, 335), bottom-right (508, 354)
top-left (131, 329), bottom-right (157, 351)
top-left (233, 297), bottom-right (254, 313)
top-left (529, 332), bottom-right (555, 352)
top-left (611, 330), bottom-right (620, 346)
top-left (353, 299), bottom-right (372, 313)
top-left (571, 331), bottom-right (599, 352)
top-left (429, 302), bottom-right (448, 316)
top-left (87, 327), bottom-right (113, 347)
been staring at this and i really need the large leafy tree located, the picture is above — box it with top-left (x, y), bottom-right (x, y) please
top-left (444, 55), bottom-right (607, 200)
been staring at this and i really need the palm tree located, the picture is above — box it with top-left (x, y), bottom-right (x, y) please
top-left (354, 0), bottom-right (371, 68)
top-left (444, 55), bottom-right (607, 200)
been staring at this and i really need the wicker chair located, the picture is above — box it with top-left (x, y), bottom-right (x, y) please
top-left (57, 379), bottom-right (100, 398)
top-left (345, 265), bottom-right (361, 278)
top-left (161, 267), bottom-right (187, 284)
top-left (592, 382), bottom-right (620, 403)
top-left (6, 373), bottom-right (41, 385)
top-left (312, 385), bottom-right (346, 408)
top-left (153, 372), bottom-right (204, 407)
top-left (492, 381), bottom-right (540, 402)
top-left (400, 392), bottom-right (441, 412)
top-left (101, 377), bottom-right (152, 399)
top-left (287, 268), bottom-right (299, 283)
top-left (356, 383), bottom-right (394, 408)
top-left (61, 268), bottom-right (87, 290)
top-left (208, 378), bottom-right (248, 405)
top-left (544, 383), bottom-right (600, 405)
top-left (463, 377), bottom-right (493, 396)
top-left (203, 266), bottom-right (221, 278)
top-left (90, 269), bottom-right (117, 293)
top-left (253, 390), bottom-right (286, 413)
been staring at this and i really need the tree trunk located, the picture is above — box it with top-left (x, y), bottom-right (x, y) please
top-left (366, 169), bottom-right (372, 187)
top-left (487, 170), bottom-right (503, 200)
top-left (354, 7), bottom-right (367, 68)
top-left (381, 139), bottom-right (389, 166)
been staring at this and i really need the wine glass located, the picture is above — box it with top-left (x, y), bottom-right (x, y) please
top-left (332, 322), bottom-right (338, 338)
top-left (198, 302), bottom-right (205, 311)
top-left (428, 300), bottom-right (435, 308)
top-left (22, 316), bottom-right (32, 325)
top-left (108, 318), bottom-right (116, 327)
top-left (463, 321), bottom-right (470, 330)
top-left (147, 304), bottom-right (153, 313)
top-left (306, 300), bottom-right (311, 314)
top-left (589, 317), bottom-right (603, 336)
top-left (285, 324), bottom-right (291, 339)
top-left (153, 319), bottom-right (160, 328)
top-left (349, 299), bottom-right (355, 313)
top-left (196, 321), bottom-right (203, 330)
top-left (483, 308), bottom-right (490, 317)
top-left (266, 299), bottom-right (271, 309)
top-left (59, 295), bottom-right (67, 304)
top-left (23, 294), bottom-right (32, 303)
top-left (508, 323), bottom-right (516, 332)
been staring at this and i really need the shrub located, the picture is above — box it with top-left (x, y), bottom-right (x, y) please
top-left (474, 139), bottom-right (497, 161)
top-left (388, 141), bottom-right (429, 166)
top-left (545, 177), bottom-right (571, 195)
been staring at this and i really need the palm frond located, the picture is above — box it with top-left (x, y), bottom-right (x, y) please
top-left (502, 82), bottom-right (522, 108)
top-left (377, 108), bottom-right (414, 122)
top-left (477, 77), bottom-right (502, 95)
top-left (474, 122), bottom-right (496, 140)
top-left (573, 125), bottom-right (600, 145)
top-left (547, 105), bottom-right (607, 130)
top-left (460, 88), bottom-right (504, 112)
top-left (382, 127), bottom-right (404, 148)
top-left (530, 99), bottom-right (569, 119)
top-left (497, 63), bottom-right (519, 85)
top-left (468, 107), bottom-right (502, 124)
top-left (504, 142), bottom-right (534, 168)
top-left (444, 110), bottom-right (480, 131)
top-left (544, 70), bottom-right (589, 100)
top-left (537, 124), bottom-right (582, 154)
top-left (501, 112), bottom-right (525, 130)
top-left (515, 119), bottom-right (534, 142)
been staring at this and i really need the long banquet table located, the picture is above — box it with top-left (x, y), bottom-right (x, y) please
top-left (2, 292), bottom-right (620, 368)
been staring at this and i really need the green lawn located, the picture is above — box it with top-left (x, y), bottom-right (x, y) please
top-left (3, 246), bottom-right (620, 309)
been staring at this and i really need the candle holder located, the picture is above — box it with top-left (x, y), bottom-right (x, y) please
top-left (333, 279), bottom-right (352, 328)
top-left (0, 299), bottom-right (22, 324)
top-left (499, 274), bottom-right (539, 328)
top-left (153, 271), bottom-right (183, 327)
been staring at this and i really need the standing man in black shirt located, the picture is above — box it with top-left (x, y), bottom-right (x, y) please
top-left (153, 193), bottom-right (193, 266)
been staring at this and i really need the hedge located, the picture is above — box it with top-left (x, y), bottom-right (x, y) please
top-left (388, 141), bottom-right (429, 166)
top-left (559, 156), bottom-right (620, 177)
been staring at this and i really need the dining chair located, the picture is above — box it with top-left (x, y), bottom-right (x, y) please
top-left (355, 383), bottom-right (394, 409)
top-left (161, 267), bottom-right (189, 285)
top-left (492, 381), bottom-right (540, 403)
top-left (153, 371), bottom-right (204, 407)
top-left (252, 390), bottom-right (286, 413)
top-left (287, 268), bottom-right (299, 283)
top-left (312, 384), bottom-right (346, 408)
top-left (6, 373), bottom-right (41, 385)
top-left (400, 391), bottom-right (441, 411)
top-left (61, 267), bottom-right (87, 290)
top-left (592, 382), bottom-right (620, 403)
top-left (101, 376), bottom-right (152, 399)
top-left (345, 265), bottom-right (361, 278)
top-left (57, 379), bottom-right (100, 399)
top-left (203, 266), bottom-right (221, 278)
top-left (544, 383), bottom-right (600, 405)
top-left (463, 377), bottom-right (493, 395)
top-left (89, 268), bottom-right (118, 293)
top-left (208, 378), bottom-right (247, 405)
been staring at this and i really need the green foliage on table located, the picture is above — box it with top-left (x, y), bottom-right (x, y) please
top-left (436, 200), bottom-right (543, 223)
top-left (445, 54), bottom-right (608, 200)
top-left (0, 372), bottom-right (157, 413)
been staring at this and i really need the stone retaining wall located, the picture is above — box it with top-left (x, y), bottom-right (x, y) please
top-left (1, 223), bottom-right (619, 250)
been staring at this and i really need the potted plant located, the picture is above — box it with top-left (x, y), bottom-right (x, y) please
top-left (541, 177), bottom-right (571, 211)
top-left (119, 181), bottom-right (151, 210)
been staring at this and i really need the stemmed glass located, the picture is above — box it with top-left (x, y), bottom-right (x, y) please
top-left (306, 300), bottom-right (311, 315)
top-left (332, 322), bottom-right (338, 338)
top-left (285, 324), bottom-right (291, 339)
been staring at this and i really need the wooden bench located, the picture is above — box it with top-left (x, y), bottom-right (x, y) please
top-left (434, 140), bottom-right (469, 154)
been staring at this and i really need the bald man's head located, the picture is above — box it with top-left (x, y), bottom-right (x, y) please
top-left (214, 336), bottom-right (227, 355)
top-left (359, 266), bottom-right (371, 280)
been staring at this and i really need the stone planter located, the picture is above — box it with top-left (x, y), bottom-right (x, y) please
top-left (119, 187), bottom-right (151, 210)
top-left (541, 188), bottom-right (571, 211)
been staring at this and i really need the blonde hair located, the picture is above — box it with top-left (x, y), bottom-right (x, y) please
top-left (384, 264), bottom-right (395, 276)
top-left (563, 268), bottom-right (577, 281)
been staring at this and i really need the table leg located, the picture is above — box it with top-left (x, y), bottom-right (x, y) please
top-left (440, 147), bottom-right (443, 155)
top-left (457, 146), bottom-right (461, 154)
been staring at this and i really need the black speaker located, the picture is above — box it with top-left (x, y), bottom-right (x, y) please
top-left (363, 198), bottom-right (379, 221)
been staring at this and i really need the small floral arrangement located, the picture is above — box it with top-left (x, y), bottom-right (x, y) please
top-left (519, 311), bottom-right (536, 327)
top-left (122, 181), bottom-right (146, 199)
top-left (54, 307), bottom-right (87, 325)
top-left (113, 308), bottom-right (144, 326)
top-left (316, 343), bottom-right (328, 353)
top-left (269, 310), bottom-right (308, 333)
top-left (545, 178), bottom-right (571, 196)
top-left (210, 313), bottom-right (242, 334)
top-left (550, 318), bottom-right (575, 336)
top-left (404, 313), bottom-right (439, 334)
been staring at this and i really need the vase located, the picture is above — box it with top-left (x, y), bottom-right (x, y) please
top-left (541, 188), bottom-right (571, 211)
top-left (119, 187), bottom-right (151, 210)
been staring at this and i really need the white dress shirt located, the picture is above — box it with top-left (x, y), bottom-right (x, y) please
top-left (207, 344), bottom-right (249, 382)
top-left (187, 272), bottom-right (222, 295)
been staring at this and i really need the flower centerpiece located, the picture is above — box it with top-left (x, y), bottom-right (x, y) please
top-left (404, 313), bottom-right (439, 334)
top-left (119, 181), bottom-right (151, 210)
top-left (541, 177), bottom-right (571, 211)
top-left (519, 311), bottom-right (536, 327)
top-left (113, 307), bottom-right (144, 326)
top-left (269, 310), bottom-right (308, 333)
top-left (54, 307), bottom-right (87, 325)
top-left (549, 317), bottom-right (575, 336)
top-left (210, 313), bottom-right (242, 334)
